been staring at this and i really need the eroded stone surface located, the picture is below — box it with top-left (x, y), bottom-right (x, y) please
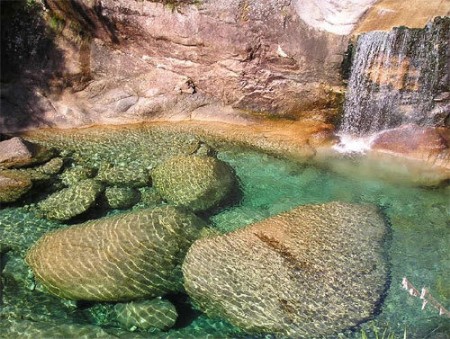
top-left (26, 206), bottom-right (205, 301)
top-left (183, 202), bottom-right (388, 337)
top-left (0, 0), bottom-right (348, 132)
top-left (152, 155), bottom-right (236, 212)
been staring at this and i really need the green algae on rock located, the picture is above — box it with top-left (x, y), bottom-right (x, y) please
top-left (37, 179), bottom-right (104, 220)
top-left (152, 155), bottom-right (236, 212)
top-left (60, 165), bottom-right (95, 186)
top-left (182, 202), bottom-right (388, 337)
top-left (115, 298), bottom-right (178, 331)
top-left (104, 186), bottom-right (140, 209)
top-left (97, 162), bottom-right (151, 188)
top-left (25, 206), bottom-right (206, 301)
top-left (0, 208), bottom-right (62, 254)
top-left (1, 254), bottom-right (79, 325)
top-left (0, 171), bottom-right (33, 203)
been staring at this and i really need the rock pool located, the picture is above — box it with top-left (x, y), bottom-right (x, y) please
top-left (0, 124), bottom-right (448, 338)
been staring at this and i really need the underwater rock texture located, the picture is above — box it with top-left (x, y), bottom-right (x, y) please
top-left (1, 254), bottom-right (79, 325)
top-left (0, 320), bottom-right (113, 338)
top-left (152, 155), bottom-right (236, 212)
top-left (115, 298), bottom-right (178, 331)
top-left (37, 179), bottom-right (104, 220)
top-left (0, 208), bottom-right (62, 253)
top-left (26, 206), bottom-right (205, 301)
top-left (60, 165), bottom-right (95, 186)
top-left (0, 171), bottom-right (32, 203)
top-left (104, 186), bottom-right (140, 209)
top-left (97, 163), bottom-right (151, 188)
top-left (183, 202), bottom-right (388, 337)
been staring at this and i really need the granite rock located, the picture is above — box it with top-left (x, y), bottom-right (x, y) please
top-left (182, 202), bottom-right (388, 337)
top-left (26, 206), bottom-right (205, 301)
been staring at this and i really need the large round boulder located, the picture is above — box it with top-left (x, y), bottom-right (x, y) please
top-left (152, 155), bottom-right (236, 212)
top-left (26, 206), bottom-right (205, 301)
top-left (182, 202), bottom-right (388, 337)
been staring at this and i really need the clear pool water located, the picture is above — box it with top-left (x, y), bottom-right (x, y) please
top-left (0, 126), bottom-right (448, 338)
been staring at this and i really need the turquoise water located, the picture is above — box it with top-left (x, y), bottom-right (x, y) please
top-left (215, 148), bottom-right (449, 338)
top-left (1, 127), bottom-right (449, 338)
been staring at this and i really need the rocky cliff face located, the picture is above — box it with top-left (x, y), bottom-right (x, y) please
top-left (1, 0), bottom-right (349, 131)
top-left (1, 0), bottom-right (448, 133)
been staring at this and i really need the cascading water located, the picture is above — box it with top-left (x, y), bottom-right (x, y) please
top-left (336, 17), bottom-right (450, 152)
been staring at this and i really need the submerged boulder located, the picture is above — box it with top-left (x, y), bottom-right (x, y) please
top-left (97, 162), bottom-right (150, 188)
top-left (104, 186), bottom-right (140, 209)
top-left (182, 202), bottom-right (388, 337)
top-left (37, 179), bottom-right (104, 221)
top-left (0, 171), bottom-right (32, 203)
top-left (115, 298), bottom-right (178, 331)
top-left (152, 155), bottom-right (236, 212)
top-left (60, 165), bottom-right (95, 186)
top-left (26, 206), bottom-right (205, 301)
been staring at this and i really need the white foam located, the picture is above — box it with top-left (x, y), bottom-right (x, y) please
top-left (333, 133), bottom-right (375, 154)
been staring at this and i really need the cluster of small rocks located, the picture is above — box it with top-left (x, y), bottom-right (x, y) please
top-left (1, 133), bottom-right (238, 335)
top-left (0, 135), bottom-right (236, 221)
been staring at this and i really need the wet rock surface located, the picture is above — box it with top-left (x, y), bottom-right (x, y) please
top-left (37, 179), bottom-right (104, 221)
top-left (0, 171), bottom-right (33, 203)
top-left (26, 206), bottom-right (206, 301)
top-left (115, 298), bottom-right (178, 331)
top-left (183, 202), bottom-right (388, 337)
top-left (104, 186), bottom-right (140, 209)
top-left (152, 155), bottom-right (236, 212)
top-left (97, 163), bottom-right (151, 188)
top-left (0, 137), bottom-right (54, 169)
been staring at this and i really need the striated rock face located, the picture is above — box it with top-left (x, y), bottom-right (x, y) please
top-left (115, 298), bottom-right (178, 331)
top-left (26, 206), bottom-right (205, 301)
top-left (37, 179), bottom-right (104, 220)
top-left (182, 202), bottom-right (388, 337)
top-left (152, 155), bottom-right (236, 212)
top-left (0, 0), bottom-right (347, 132)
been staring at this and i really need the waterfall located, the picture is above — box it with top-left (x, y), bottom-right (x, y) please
top-left (340, 17), bottom-right (450, 138)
